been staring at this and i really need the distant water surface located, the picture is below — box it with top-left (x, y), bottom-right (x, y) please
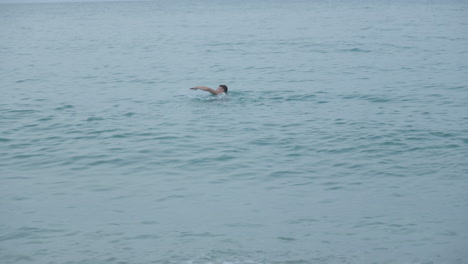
top-left (1, 0), bottom-right (468, 263)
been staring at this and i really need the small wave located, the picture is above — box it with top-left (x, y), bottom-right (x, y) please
top-left (342, 94), bottom-right (391, 103)
top-left (341, 48), bottom-right (371, 53)
top-left (277, 236), bottom-right (297, 242)
top-left (54, 105), bottom-right (74, 111)
top-left (178, 232), bottom-right (224, 238)
top-left (124, 234), bottom-right (160, 240)
top-left (285, 94), bottom-right (317, 101)
top-left (15, 78), bottom-right (40, 83)
top-left (87, 158), bottom-right (126, 166)
top-left (183, 259), bottom-right (265, 264)
top-left (123, 112), bottom-right (136, 117)
top-left (86, 116), bottom-right (105, 122)
top-left (7, 109), bottom-right (40, 114)
top-left (0, 227), bottom-right (65, 242)
top-left (38, 116), bottom-right (54, 121)
top-left (177, 251), bottom-right (266, 264)
top-left (157, 195), bottom-right (186, 202)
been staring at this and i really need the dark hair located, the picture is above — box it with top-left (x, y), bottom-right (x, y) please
top-left (219, 84), bottom-right (228, 93)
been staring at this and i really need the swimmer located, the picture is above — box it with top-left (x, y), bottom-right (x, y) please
top-left (190, 85), bottom-right (228, 95)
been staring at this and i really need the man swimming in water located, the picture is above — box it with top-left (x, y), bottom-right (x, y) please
top-left (190, 85), bottom-right (228, 95)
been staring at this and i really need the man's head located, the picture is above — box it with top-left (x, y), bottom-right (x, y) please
top-left (217, 85), bottom-right (228, 94)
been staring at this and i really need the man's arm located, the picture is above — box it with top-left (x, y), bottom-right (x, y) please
top-left (190, 86), bottom-right (218, 95)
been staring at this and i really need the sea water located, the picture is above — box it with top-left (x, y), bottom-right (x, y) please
top-left (1, 0), bottom-right (467, 263)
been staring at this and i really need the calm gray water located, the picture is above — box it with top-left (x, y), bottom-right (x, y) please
top-left (1, 0), bottom-right (468, 263)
